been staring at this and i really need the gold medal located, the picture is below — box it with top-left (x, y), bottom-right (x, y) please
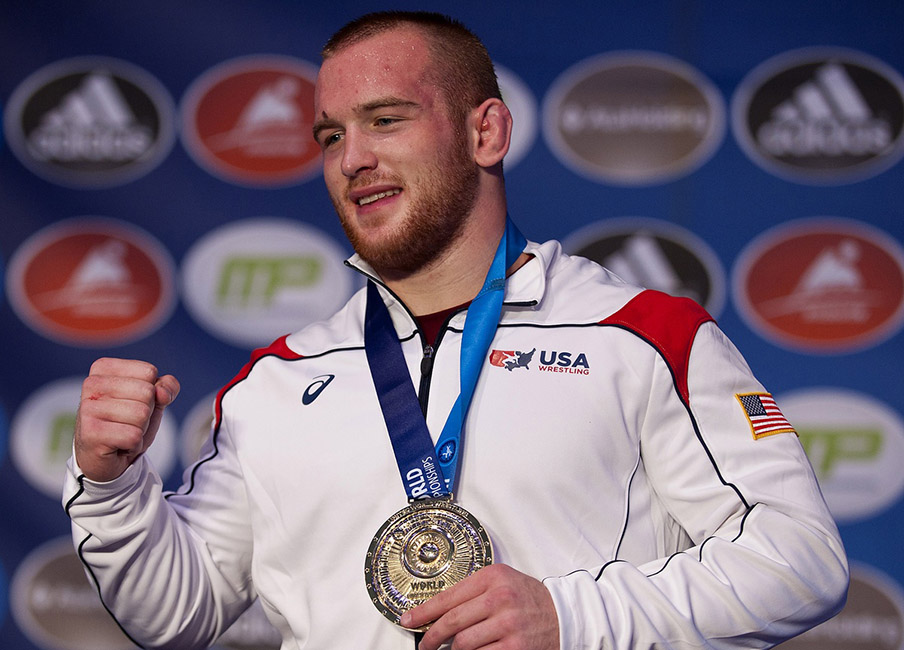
top-left (364, 498), bottom-right (493, 629)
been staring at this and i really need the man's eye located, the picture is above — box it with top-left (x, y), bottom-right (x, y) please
top-left (375, 117), bottom-right (398, 127)
top-left (323, 132), bottom-right (343, 147)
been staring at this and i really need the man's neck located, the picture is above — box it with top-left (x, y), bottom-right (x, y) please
top-left (373, 183), bottom-right (521, 315)
top-left (378, 248), bottom-right (533, 318)
top-left (378, 227), bottom-right (500, 316)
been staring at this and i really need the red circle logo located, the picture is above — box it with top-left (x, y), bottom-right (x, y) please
top-left (7, 218), bottom-right (176, 346)
top-left (180, 55), bottom-right (321, 187)
top-left (733, 218), bottom-right (904, 353)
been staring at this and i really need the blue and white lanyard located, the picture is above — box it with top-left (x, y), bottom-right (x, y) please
top-left (364, 217), bottom-right (527, 500)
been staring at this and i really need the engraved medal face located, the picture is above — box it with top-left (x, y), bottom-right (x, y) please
top-left (364, 499), bottom-right (493, 629)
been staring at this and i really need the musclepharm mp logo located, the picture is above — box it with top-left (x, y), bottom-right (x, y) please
top-left (6, 217), bottom-right (177, 346)
top-left (11, 537), bottom-right (141, 650)
top-left (732, 217), bottom-right (904, 353)
top-left (180, 55), bottom-right (320, 187)
top-left (563, 217), bottom-right (726, 317)
top-left (780, 562), bottom-right (904, 650)
top-left (181, 218), bottom-right (354, 348)
top-left (10, 377), bottom-right (177, 500)
top-left (3, 57), bottom-right (176, 187)
top-left (780, 388), bottom-right (904, 524)
top-left (543, 51), bottom-right (725, 185)
top-left (732, 47), bottom-right (904, 184)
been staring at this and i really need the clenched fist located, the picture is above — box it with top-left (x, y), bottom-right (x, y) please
top-left (74, 357), bottom-right (180, 482)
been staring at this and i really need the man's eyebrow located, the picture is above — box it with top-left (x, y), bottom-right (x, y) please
top-left (312, 97), bottom-right (422, 140)
top-left (358, 97), bottom-right (421, 113)
top-left (312, 114), bottom-right (340, 141)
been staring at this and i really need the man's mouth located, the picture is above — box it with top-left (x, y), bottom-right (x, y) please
top-left (357, 189), bottom-right (401, 206)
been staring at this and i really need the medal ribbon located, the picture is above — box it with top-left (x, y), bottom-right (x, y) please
top-left (364, 217), bottom-right (526, 501)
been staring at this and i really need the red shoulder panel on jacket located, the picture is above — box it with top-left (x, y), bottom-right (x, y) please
top-left (600, 290), bottom-right (714, 404)
top-left (214, 334), bottom-right (303, 428)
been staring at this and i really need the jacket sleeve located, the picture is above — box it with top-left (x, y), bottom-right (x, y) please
top-left (63, 414), bottom-right (255, 650)
top-left (543, 318), bottom-right (849, 650)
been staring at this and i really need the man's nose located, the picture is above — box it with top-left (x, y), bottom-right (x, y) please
top-left (341, 131), bottom-right (377, 177)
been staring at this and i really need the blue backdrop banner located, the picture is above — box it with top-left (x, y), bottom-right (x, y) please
top-left (2, 2), bottom-right (902, 648)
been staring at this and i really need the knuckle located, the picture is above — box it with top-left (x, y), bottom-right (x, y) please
top-left (133, 400), bottom-right (154, 424)
top-left (88, 357), bottom-right (113, 375)
top-left (136, 362), bottom-right (160, 383)
top-left (485, 583), bottom-right (519, 611)
top-left (420, 626), bottom-right (445, 649)
top-left (89, 357), bottom-right (159, 383)
top-left (480, 563), bottom-right (511, 582)
top-left (448, 627), bottom-right (474, 650)
top-left (81, 374), bottom-right (103, 396)
top-left (122, 426), bottom-right (146, 450)
top-left (443, 605), bottom-right (465, 629)
top-left (75, 402), bottom-right (98, 426)
top-left (137, 381), bottom-right (157, 403)
top-left (496, 609), bottom-right (523, 636)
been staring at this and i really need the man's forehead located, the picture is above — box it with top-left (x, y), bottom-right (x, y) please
top-left (322, 26), bottom-right (430, 73)
top-left (315, 27), bottom-right (436, 107)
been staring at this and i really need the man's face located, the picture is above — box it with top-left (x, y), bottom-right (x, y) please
top-left (313, 28), bottom-right (479, 278)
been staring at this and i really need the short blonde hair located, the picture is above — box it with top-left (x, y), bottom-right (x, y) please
top-left (321, 11), bottom-right (502, 127)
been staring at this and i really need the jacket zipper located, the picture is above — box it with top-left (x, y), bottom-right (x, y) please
top-left (416, 294), bottom-right (536, 414)
top-left (418, 344), bottom-right (435, 417)
top-left (343, 258), bottom-right (537, 416)
top-left (348, 267), bottom-right (461, 417)
top-left (416, 312), bottom-right (460, 416)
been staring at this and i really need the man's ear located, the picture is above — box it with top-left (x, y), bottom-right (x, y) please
top-left (471, 98), bottom-right (512, 168)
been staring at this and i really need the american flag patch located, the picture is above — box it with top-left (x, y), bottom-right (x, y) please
top-left (736, 393), bottom-right (797, 440)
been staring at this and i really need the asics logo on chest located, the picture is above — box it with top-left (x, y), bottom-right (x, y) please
top-left (302, 374), bottom-right (335, 405)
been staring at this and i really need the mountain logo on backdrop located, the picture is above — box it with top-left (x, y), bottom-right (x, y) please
top-left (3, 57), bottom-right (176, 187)
top-left (542, 51), bottom-right (725, 185)
top-left (732, 47), bottom-right (904, 184)
top-left (180, 55), bottom-right (320, 187)
top-left (6, 217), bottom-right (176, 346)
top-left (732, 217), bottom-right (904, 353)
top-left (562, 217), bottom-right (726, 317)
top-left (180, 218), bottom-right (354, 348)
top-left (779, 563), bottom-right (904, 650)
top-left (10, 377), bottom-right (177, 500)
top-left (780, 388), bottom-right (904, 524)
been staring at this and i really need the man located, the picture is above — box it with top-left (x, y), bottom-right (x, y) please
top-left (65, 11), bottom-right (848, 650)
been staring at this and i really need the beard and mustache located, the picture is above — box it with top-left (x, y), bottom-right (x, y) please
top-left (329, 133), bottom-right (480, 278)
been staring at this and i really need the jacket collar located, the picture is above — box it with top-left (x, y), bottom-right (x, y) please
top-left (344, 238), bottom-right (556, 316)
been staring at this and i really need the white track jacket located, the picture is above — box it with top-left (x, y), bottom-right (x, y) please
top-left (64, 239), bottom-right (848, 649)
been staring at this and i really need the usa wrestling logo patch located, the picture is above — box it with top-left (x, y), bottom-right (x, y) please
top-left (737, 392), bottom-right (796, 440)
top-left (489, 348), bottom-right (591, 375)
top-left (489, 349), bottom-right (535, 371)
